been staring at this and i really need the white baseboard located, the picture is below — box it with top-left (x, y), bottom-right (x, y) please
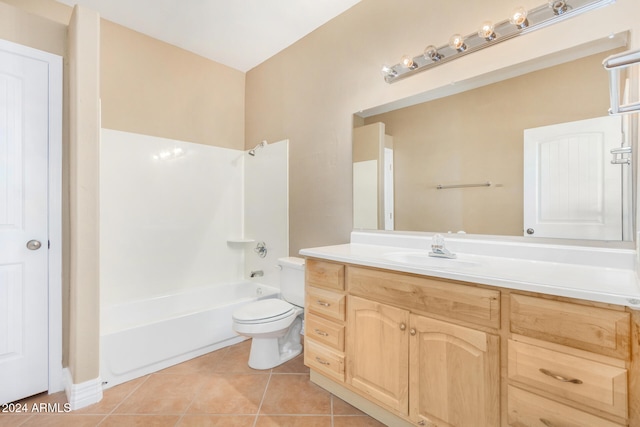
top-left (63, 368), bottom-right (103, 411)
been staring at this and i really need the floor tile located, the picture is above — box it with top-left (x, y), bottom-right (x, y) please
top-left (259, 374), bottom-right (331, 415)
top-left (0, 414), bottom-right (35, 427)
top-left (177, 414), bottom-right (256, 426)
top-left (113, 374), bottom-right (206, 414)
top-left (187, 373), bottom-right (269, 414)
top-left (76, 376), bottom-right (148, 415)
top-left (212, 340), bottom-right (259, 374)
top-left (17, 414), bottom-right (105, 427)
top-left (159, 348), bottom-right (229, 375)
top-left (255, 415), bottom-right (332, 427)
top-left (332, 395), bottom-right (366, 416)
top-left (99, 414), bottom-right (180, 426)
top-left (6, 340), bottom-right (384, 426)
top-left (270, 354), bottom-right (308, 374)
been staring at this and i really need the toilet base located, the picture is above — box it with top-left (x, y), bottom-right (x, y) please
top-left (248, 316), bottom-right (303, 370)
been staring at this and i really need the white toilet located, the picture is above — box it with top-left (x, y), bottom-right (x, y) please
top-left (232, 257), bottom-right (305, 369)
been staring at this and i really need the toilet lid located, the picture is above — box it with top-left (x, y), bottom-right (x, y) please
top-left (233, 299), bottom-right (295, 323)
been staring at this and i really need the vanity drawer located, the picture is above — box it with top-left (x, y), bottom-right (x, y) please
top-left (306, 312), bottom-right (345, 351)
top-left (508, 340), bottom-right (628, 418)
top-left (347, 266), bottom-right (500, 329)
top-left (508, 386), bottom-right (624, 427)
top-left (306, 286), bottom-right (346, 321)
top-left (304, 338), bottom-right (345, 382)
top-left (510, 294), bottom-right (630, 359)
top-left (306, 259), bottom-right (345, 291)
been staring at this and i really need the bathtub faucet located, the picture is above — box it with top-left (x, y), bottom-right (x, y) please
top-left (250, 270), bottom-right (264, 278)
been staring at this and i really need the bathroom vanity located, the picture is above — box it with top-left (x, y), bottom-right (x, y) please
top-left (300, 232), bottom-right (640, 427)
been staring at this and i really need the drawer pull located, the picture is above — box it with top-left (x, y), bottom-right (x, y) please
top-left (539, 368), bottom-right (583, 384)
top-left (539, 418), bottom-right (554, 427)
top-left (314, 328), bottom-right (329, 336)
top-left (315, 357), bottom-right (330, 366)
top-left (316, 300), bottom-right (331, 307)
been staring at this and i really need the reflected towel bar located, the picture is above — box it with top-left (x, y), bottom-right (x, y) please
top-left (436, 181), bottom-right (491, 190)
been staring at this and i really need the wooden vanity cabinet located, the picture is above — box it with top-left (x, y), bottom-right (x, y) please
top-left (303, 259), bottom-right (347, 382)
top-left (409, 315), bottom-right (500, 427)
top-left (347, 296), bottom-right (410, 414)
top-left (303, 257), bottom-right (639, 427)
top-left (508, 294), bottom-right (632, 426)
top-left (346, 267), bottom-right (501, 426)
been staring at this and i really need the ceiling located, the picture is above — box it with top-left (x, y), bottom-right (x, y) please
top-left (55, 0), bottom-right (361, 72)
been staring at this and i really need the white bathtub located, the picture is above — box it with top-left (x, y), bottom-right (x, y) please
top-left (100, 281), bottom-right (279, 388)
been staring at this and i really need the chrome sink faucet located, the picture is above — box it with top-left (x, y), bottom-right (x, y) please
top-left (429, 234), bottom-right (456, 259)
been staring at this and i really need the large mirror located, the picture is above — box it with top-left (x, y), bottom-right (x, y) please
top-left (353, 36), bottom-right (636, 244)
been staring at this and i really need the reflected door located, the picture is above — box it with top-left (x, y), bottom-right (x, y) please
top-left (523, 116), bottom-right (623, 240)
top-left (0, 44), bottom-right (50, 404)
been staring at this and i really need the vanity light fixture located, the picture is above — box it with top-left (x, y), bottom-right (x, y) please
top-left (381, 0), bottom-right (615, 83)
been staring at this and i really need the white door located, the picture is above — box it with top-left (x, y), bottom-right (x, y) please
top-left (0, 44), bottom-right (51, 404)
top-left (523, 116), bottom-right (623, 240)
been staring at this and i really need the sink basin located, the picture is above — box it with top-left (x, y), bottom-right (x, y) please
top-left (383, 251), bottom-right (479, 269)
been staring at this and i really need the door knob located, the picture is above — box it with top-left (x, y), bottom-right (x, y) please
top-left (26, 240), bottom-right (42, 250)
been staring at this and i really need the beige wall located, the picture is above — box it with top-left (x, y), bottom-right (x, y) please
top-left (67, 4), bottom-right (101, 385)
top-left (100, 21), bottom-right (245, 149)
top-left (365, 51), bottom-right (613, 236)
top-left (246, 0), bottom-right (640, 255)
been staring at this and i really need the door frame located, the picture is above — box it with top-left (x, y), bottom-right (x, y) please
top-left (0, 39), bottom-right (64, 395)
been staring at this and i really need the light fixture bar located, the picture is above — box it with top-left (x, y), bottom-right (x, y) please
top-left (383, 0), bottom-right (616, 84)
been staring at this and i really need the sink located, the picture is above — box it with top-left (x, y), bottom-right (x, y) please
top-left (383, 251), bottom-right (479, 269)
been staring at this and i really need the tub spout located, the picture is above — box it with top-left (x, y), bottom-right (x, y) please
top-left (250, 270), bottom-right (264, 278)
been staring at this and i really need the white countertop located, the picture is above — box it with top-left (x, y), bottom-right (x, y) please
top-left (299, 232), bottom-right (640, 309)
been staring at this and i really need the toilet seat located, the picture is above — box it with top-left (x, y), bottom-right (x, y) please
top-left (233, 299), bottom-right (295, 324)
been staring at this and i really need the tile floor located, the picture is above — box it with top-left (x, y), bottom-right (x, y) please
top-left (1, 340), bottom-right (386, 427)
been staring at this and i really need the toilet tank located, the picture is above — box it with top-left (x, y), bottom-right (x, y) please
top-left (279, 257), bottom-right (305, 307)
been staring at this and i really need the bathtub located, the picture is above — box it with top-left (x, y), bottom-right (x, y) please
top-left (100, 281), bottom-right (279, 389)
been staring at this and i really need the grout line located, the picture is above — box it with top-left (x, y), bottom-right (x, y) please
top-left (95, 374), bottom-right (151, 425)
top-left (252, 369), bottom-right (273, 427)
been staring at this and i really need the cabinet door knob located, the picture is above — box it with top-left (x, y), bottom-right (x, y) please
top-left (410, 328), bottom-right (417, 336)
top-left (539, 368), bottom-right (583, 384)
top-left (399, 323), bottom-right (406, 331)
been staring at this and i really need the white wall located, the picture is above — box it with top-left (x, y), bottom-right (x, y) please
top-left (100, 129), bottom-right (245, 306)
top-left (243, 140), bottom-right (289, 289)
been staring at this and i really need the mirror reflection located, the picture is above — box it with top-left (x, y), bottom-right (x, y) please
top-left (353, 44), bottom-right (635, 242)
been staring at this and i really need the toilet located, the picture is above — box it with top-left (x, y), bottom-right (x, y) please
top-left (232, 257), bottom-right (305, 369)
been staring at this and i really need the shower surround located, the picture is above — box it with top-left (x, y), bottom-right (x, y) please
top-left (99, 129), bottom-right (289, 387)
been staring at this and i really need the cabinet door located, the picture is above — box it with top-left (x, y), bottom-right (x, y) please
top-left (410, 315), bottom-right (500, 427)
top-left (347, 296), bottom-right (410, 414)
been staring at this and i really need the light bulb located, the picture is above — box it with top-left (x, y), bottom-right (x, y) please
top-left (423, 45), bottom-right (443, 62)
top-left (549, 0), bottom-right (568, 15)
top-left (381, 65), bottom-right (397, 78)
top-left (478, 21), bottom-right (496, 40)
top-left (510, 6), bottom-right (528, 28)
top-left (401, 55), bottom-right (416, 69)
top-left (448, 34), bottom-right (466, 52)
